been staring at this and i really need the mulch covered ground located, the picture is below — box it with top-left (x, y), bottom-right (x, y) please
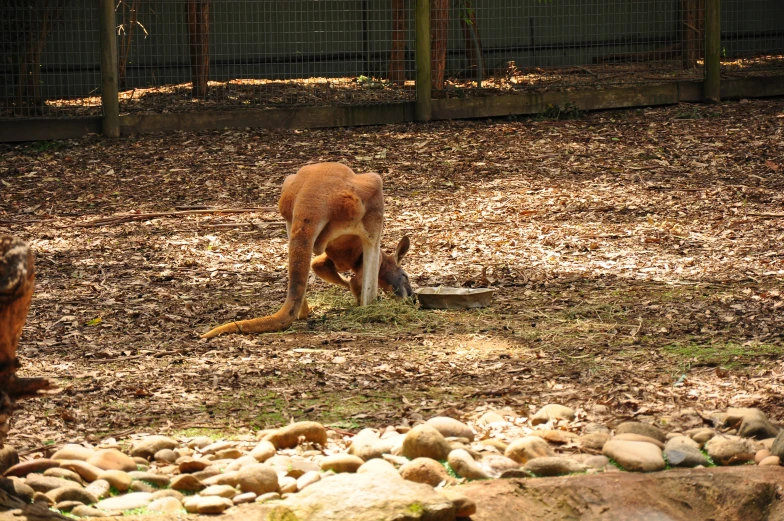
top-left (0, 97), bottom-right (782, 452)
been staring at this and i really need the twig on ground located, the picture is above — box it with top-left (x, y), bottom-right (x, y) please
top-left (73, 207), bottom-right (276, 228)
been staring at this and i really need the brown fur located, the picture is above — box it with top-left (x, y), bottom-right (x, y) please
top-left (201, 163), bottom-right (411, 339)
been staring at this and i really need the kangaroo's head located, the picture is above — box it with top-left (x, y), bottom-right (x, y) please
top-left (378, 236), bottom-right (412, 298)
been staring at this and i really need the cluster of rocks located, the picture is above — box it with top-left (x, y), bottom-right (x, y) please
top-left (0, 405), bottom-right (781, 519)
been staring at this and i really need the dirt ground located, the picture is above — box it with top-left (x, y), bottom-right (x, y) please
top-left (0, 98), bottom-right (783, 453)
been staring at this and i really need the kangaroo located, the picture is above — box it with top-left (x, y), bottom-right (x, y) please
top-left (200, 162), bottom-right (412, 339)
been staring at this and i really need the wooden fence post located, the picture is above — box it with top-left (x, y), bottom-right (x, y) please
top-left (703, 0), bottom-right (721, 103)
top-left (98, 0), bottom-right (120, 137)
top-left (415, 0), bottom-right (432, 122)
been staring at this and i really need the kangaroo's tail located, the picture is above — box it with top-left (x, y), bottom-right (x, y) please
top-left (200, 230), bottom-right (313, 339)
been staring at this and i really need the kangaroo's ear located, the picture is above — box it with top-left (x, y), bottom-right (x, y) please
top-left (395, 236), bottom-right (410, 263)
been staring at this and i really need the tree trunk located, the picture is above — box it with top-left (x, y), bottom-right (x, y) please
top-left (459, 1), bottom-right (483, 85)
top-left (682, 0), bottom-right (705, 68)
top-left (388, 0), bottom-right (407, 84)
top-left (119, 0), bottom-right (141, 91)
top-left (430, 0), bottom-right (448, 90)
top-left (186, 0), bottom-right (210, 98)
top-left (0, 236), bottom-right (52, 448)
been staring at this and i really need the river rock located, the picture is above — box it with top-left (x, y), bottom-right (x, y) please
top-left (448, 449), bottom-right (491, 480)
top-left (612, 433), bottom-right (665, 449)
top-left (130, 436), bottom-right (178, 460)
top-left (147, 496), bottom-right (183, 512)
top-left (86, 449), bottom-right (137, 472)
top-left (686, 428), bottom-right (717, 446)
top-left (178, 457), bottom-right (211, 474)
top-left (770, 430), bottom-right (784, 459)
top-left (296, 471), bottom-right (322, 491)
top-left (271, 470), bottom-right (454, 521)
top-left (725, 408), bottom-right (779, 439)
top-left (196, 495), bottom-right (233, 514)
top-left (43, 468), bottom-right (85, 484)
top-left (3, 459), bottom-right (60, 477)
top-left (477, 410), bottom-right (508, 427)
top-left (128, 470), bottom-right (170, 488)
top-left (71, 505), bottom-right (108, 517)
top-left (52, 445), bottom-right (93, 462)
top-left (665, 436), bottom-right (701, 450)
top-left (202, 470), bottom-right (239, 487)
top-left (84, 480), bottom-right (111, 500)
top-left (58, 460), bottom-right (103, 482)
top-left (24, 474), bottom-right (82, 493)
top-left (399, 457), bottom-right (454, 486)
top-left (237, 463), bottom-right (278, 495)
top-left (250, 440), bottom-right (276, 462)
top-left (264, 421), bottom-right (327, 449)
top-left (584, 423), bottom-right (611, 435)
top-left (319, 454), bottom-right (364, 473)
top-left (523, 457), bottom-right (586, 477)
top-left (602, 440), bottom-right (665, 472)
top-left (664, 445), bottom-right (709, 468)
top-left (531, 404), bottom-right (576, 426)
top-left (153, 449), bottom-right (178, 464)
top-left (426, 416), bottom-right (475, 441)
top-left (705, 436), bottom-right (753, 466)
top-left (615, 422), bottom-right (666, 443)
top-left (201, 484), bottom-right (238, 498)
top-left (505, 436), bottom-right (555, 463)
top-left (46, 486), bottom-right (99, 506)
top-left (759, 456), bottom-right (780, 466)
top-left (357, 458), bottom-right (401, 478)
top-left (96, 470), bottom-right (132, 492)
top-left (579, 432), bottom-right (610, 450)
top-left (479, 454), bottom-right (522, 478)
top-left (95, 491), bottom-right (154, 511)
top-left (402, 424), bottom-right (452, 461)
top-left (279, 475), bottom-right (298, 494)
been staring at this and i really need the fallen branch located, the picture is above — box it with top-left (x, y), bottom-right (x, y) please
top-left (747, 212), bottom-right (784, 218)
top-left (73, 207), bottom-right (276, 228)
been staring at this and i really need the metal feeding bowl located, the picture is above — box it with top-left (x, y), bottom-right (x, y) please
top-left (415, 287), bottom-right (495, 310)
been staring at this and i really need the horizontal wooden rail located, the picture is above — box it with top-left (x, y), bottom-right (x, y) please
top-left (1, 76), bottom-right (782, 142)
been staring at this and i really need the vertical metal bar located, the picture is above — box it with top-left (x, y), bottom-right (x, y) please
top-left (98, 0), bottom-right (120, 137)
top-left (704, 0), bottom-right (721, 103)
top-left (415, 0), bottom-right (432, 122)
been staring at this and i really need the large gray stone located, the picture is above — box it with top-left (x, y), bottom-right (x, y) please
top-left (724, 408), bottom-right (779, 439)
top-left (664, 446), bottom-right (710, 468)
top-left (269, 471), bottom-right (455, 521)
top-left (457, 467), bottom-right (784, 521)
top-left (770, 430), bottom-right (784, 459)
top-left (130, 435), bottom-right (179, 460)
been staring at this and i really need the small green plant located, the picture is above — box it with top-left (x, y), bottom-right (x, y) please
top-left (540, 102), bottom-right (583, 120)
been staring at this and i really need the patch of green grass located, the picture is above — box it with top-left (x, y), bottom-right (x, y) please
top-left (406, 502), bottom-right (424, 515)
top-left (214, 385), bottom-right (478, 431)
top-left (538, 101), bottom-right (583, 121)
top-left (664, 341), bottom-right (784, 370)
top-left (172, 427), bottom-right (241, 440)
top-left (24, 140), bottom-right (68, 154)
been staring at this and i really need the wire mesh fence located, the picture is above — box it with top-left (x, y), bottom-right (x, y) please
top-left (116, 0), bottom-right (417, 114)
top-left (1, 0), bottom-right (783, 122)
top-left (433, 0), bottom-right (709, 97)
top-left (721, 0), bottom-right (784, 77)
top-left (1, 1), bottom-right (100, 119)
